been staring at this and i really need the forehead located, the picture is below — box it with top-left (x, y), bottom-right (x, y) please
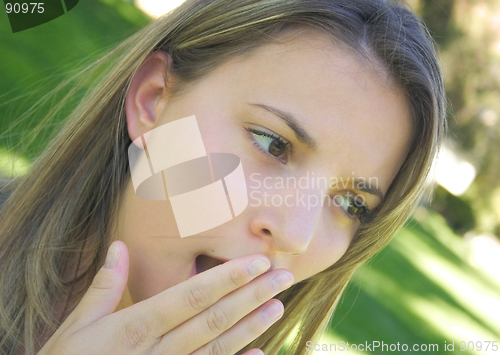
top-left (185, 31), bottom-right (413, 194)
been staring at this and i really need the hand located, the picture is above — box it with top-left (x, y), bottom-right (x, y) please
top-left (37, 241), bottom-right (294, 355)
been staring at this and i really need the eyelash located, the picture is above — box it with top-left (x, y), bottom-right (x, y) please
top-left (333, 195), bottom-right (373, 224)
top-left (246, 127), bottom-right (293, 163)
top-left (246, 126), bottom-right (373, 224)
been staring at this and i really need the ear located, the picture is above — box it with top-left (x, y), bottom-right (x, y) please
top-left (125, 51), bottom-right (174, 147)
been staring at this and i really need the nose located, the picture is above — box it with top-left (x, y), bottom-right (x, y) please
top-left (248, 187), bottom-right (324, 255)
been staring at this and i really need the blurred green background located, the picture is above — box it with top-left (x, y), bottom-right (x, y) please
top-left (0, 0), bottom-right (499, 354)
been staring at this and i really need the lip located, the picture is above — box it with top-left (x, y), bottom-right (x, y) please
top-left (189, 259), bottom-right (197, 278)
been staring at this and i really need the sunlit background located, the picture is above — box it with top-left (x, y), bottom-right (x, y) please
top-left (1, 0), bottom-right (499, 354)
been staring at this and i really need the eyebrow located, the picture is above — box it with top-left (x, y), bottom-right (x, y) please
top-left (247, 102), bottom-right (385, 202)
top-left (247, 102), bottom-right (318, 151)
top-left (354, 178), bottom-right (385, 202)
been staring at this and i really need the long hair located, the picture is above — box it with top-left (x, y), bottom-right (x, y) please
top-left (0, 1), bottom-right (446, 354)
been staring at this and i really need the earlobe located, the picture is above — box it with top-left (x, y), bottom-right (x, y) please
top-left (125, 51), bottom-right (173, 147)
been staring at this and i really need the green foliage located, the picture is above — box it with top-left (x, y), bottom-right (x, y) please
top-left (416, 0), bottom-right (500, 235)
top-left (432, 185), bottom-right (476, 234)
top-left (0, 0), bottom-right (150, 163)
top-left (331, 210), bottom-right (500, 350)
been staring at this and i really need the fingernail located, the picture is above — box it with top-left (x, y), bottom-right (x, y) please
top-left (272, 271), bottom-right (293, 292)
top-left (247, 257), bottom-right (271, 277)
top-left (262, 301), bottom-right (284, 324)
top-left (103, 241), bottom-right (120, 269)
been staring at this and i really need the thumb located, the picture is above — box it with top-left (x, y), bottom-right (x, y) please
top-left (71, 241), bottom-right (130, 329)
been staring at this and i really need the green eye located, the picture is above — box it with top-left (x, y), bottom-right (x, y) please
top-left (247, 127), bottom-right (292, 162)
top-left (334, 195), bottom-right (366, 219)
top-left (252, 132), bottom-right (287, 157)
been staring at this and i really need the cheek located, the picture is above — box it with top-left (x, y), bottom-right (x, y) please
top-left (192, 110), bottom-right (240, 152)
top-left (292, 229), bottom-right (353, 282)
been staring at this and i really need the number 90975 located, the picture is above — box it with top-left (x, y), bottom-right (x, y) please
top-left (5, 2), bottom-right (44, 14)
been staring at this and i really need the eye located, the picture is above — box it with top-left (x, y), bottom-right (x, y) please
top-left (246, 127), bottom-right (292, 163)
top-left (333, 194), bottom-right (373, 224)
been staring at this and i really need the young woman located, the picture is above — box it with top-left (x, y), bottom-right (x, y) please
top-left (0, 0), bottom-right (446, 354)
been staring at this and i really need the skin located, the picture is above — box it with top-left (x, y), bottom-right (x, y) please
top-left (117, 30), bottom-right (413, 309)
top-left (39, 30), bottom-right (413, 355)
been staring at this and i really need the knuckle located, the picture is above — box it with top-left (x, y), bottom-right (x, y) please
top-left (205, 304), bottom-right (231, 334)
top-left (185, 284), bottom-right (212, 311)
top-left (121, 316), bottom-right (151, 350)
top-left (226, 266), bottom-right (246, 288)
top-left (207, 338), bottom-right (229, 355)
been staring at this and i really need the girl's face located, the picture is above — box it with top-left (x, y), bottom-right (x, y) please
top-left (116, 31), bottom-right (413, 306)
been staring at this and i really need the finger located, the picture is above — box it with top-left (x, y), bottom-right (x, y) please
top-left (157, 269), bottom-right (293, 353)
top-left (239, 349), bottom-right (265, 355)
top-left (68, 241), bottom-right (129, 330)
top-left (191, 299), bottom-right (284, 355)
top-left (120, 254), bottom-right (272, 341)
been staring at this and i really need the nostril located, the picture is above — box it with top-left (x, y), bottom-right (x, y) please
top-left (262, 228), bottom-right (271, 235)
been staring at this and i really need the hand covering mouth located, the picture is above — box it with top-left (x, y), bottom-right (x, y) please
top-left (195, 254), bottom-right (226, 274)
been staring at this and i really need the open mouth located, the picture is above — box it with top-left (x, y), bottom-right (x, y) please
top-left (195, 254), bottom-right (225, 275)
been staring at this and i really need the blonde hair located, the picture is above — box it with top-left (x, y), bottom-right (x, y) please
top-left (0, 1), bottom-right (445, 354)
